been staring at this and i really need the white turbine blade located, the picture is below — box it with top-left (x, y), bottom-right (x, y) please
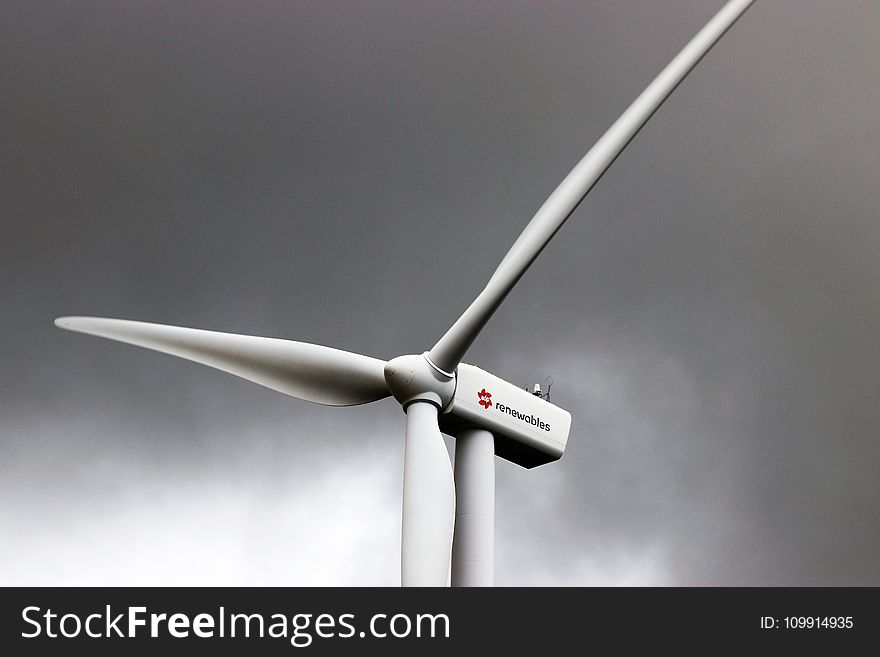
top-left (54, 316), bottom-right (390, 406)
top-left (401, 401), bottom-right (455, 586)
top-left (428, 0), bottom-right (755, 373)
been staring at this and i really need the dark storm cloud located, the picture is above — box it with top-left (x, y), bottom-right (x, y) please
top-left (2, 1), bottom-right (878, 585)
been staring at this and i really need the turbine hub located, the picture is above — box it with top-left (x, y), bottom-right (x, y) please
top-left (384, 353), bottom-right (456, 410)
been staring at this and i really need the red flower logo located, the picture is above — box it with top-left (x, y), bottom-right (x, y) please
top-left (477, 388), bottom-right (492, 409)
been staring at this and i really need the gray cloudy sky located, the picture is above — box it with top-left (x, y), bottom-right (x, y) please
top-left (2, 0), bottom-right (879, 586)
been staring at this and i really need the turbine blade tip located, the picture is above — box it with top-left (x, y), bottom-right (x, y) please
top-left (54, 316), bottom-right (92, 331)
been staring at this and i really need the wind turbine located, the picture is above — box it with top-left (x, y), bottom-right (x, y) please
top-left (55, 0), bottom-right (755, 587)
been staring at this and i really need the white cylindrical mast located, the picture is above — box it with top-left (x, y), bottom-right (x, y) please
top-left (451, 428), bottom-right (495, 587)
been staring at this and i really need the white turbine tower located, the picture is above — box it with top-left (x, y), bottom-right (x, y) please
top-left (55, 0), bottom-right (755, 587)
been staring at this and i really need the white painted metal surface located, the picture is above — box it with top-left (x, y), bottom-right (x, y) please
top-left (441, 364), bottom-right (571, 468)
top-left (451, 428), bottom-right (495, 587)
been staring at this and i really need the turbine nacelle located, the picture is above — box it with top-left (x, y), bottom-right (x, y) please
top-left (383, 353), bottom-right (573, 468)
top-left (440, 364), bottom-right (571, 469)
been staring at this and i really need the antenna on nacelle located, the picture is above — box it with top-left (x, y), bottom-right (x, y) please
top-left (524, 377), bottom-right (553, 401)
